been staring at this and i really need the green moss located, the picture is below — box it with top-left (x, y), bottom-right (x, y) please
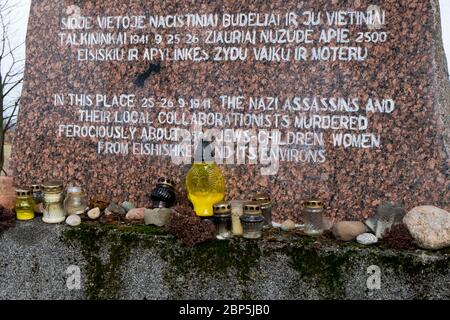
top-left (62, 223), bottom-right (450, 300)
top-left (376, 249), bottom-right (449, 275)
top-left (288, 242), bottom-right (353, 299)
top-left (62, 223), bottom-right (169, 299)
top-left (286, 235), bottom-right (449, 300)
top-left (80, 222), bottom-right (170, 237)
top-left (157, 239), bottom-right (262, 299)
top-left (63, 225), bottom-right (128, 299)
top-left (63, 223), bottom-right (264, 299)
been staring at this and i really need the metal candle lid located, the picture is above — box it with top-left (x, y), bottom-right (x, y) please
top-left (42, 180), bottom-right (63, 193)
top-left (16, 188), bottom-right (31, 197)
top-left (251, 193), bottom-right (271, 206)
top-left (243, 201), bottom-right (262, 215)
top-left (213, 201), bottom-right (231, 216)
top-left (157, 177), bottom-right (175, 189)
top-left (303, 199), bottom-right (324, 209)
top-left (30, 184), bottom-right (42, 192)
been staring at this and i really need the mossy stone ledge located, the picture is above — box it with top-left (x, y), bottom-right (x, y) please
top-left (0, 220), bottom-right (448, 300)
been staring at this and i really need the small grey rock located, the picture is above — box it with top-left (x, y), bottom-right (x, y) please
top-left (121, 201), bottom-right (134, 213)
top-left (356, 233), bottom-right (378, 245)
top-left (106, 203), bottom-right (126, 216)
top-left (365, 202), bottom-right (405, 239)
top-left (144, 208), bottom-right (173, 227)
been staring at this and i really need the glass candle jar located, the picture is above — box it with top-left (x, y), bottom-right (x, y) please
top-left (42, 181), bottom-right (66, 224)
top-left (30, 184), bottom-right (44, 204)
top-left (150, 177), bottom-right (177, 208)
top-left (251, 193), bottom-right (272, 228)
top-left (64, 186), bottom-right (88, 215)
top-left (240, 201), bottom-right (264, 239)
top-left (213, 201), bottom-right (232, 240)
top-left (302, 199), bottom-right (324, 236)
top-left (30, 184), bottom-right (44, 214)
top-left (15, 188), bottom-right (35, 221)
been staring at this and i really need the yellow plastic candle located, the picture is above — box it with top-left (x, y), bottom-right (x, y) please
top-left (186, 162), bottom-right (225, 217)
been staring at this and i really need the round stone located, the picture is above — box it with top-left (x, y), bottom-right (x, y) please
top-left (87, 207), bottom-right (101, 220)
top-left (403, 206), bottom-right (450, 250)
top-left (332, 221), bottom-right (369, 241)
top-left (356, 233), bottom-right (378, 245)
top-left (281, 219), bottom-right (296, 231)
top-left (66, 214), bottom-right (81, 227)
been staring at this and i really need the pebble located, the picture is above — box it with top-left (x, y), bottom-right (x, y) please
top-left (66, 214), bottom-right (81, 227)
top-left (281, 219), bottom-right (296, 231)
top-left (121, 201), bottom-right (134, 213)
top-left (87, 207), bottom-right (101, 220)
top-left (106, 203), bottom-right (126, 216)
top-left (332, 221), bottom-right (369, 241)
top-left (125, 208), bottom-right (146, 220)
top-left (356, 233), bottom-right (378, 245)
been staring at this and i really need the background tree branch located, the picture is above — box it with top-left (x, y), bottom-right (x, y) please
top-left (0, 0), bottom-right (24, 176)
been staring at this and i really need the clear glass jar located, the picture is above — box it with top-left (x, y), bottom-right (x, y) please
top-left (64, 186), bottom-right (88, 215)
top-left (302, 199), bottom-right (324, 236)
top-left (240, 202), bottom-right (264, 239)
top-left (30, 184), bottom-right (44, 214)
top-left (42, 181), bottom-right (66, 224)
top-left (213, 201), bottom-right (232, 240)
top-left (15, 188), bottom-right (35, 221)
top-left (251, 193), bottom-right (272, 228)
top-left (30, 184), bottom-right (44, 204)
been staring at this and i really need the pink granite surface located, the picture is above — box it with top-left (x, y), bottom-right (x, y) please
top-left (12, 0), bottom-right (450, 222)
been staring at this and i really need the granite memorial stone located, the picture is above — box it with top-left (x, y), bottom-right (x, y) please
top-left (12, 0), bottom-right (450, 222)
